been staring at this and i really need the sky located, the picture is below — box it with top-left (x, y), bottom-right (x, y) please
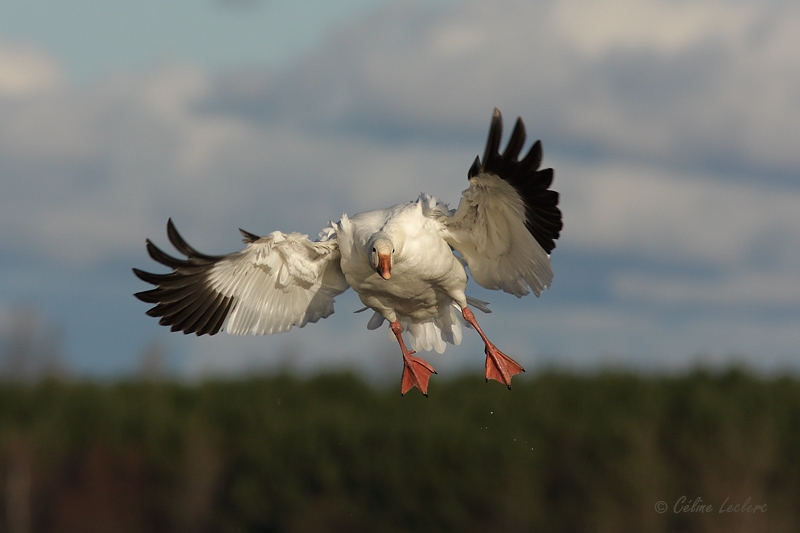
top-left (1, 0), bottom-right (799, 380)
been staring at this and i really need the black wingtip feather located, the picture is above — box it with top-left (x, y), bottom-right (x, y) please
top-left (134, 287), bottom-right (169, 304)
top-left (468, 156), bottom-right (481, 179)
top-left (483, 109), bottom-right (503, 168)
top-left (474, 108), bottom-right (563, 254)
top-left (240, 228), bottom-right (261, 244)
top-left (133, 220), bottom-right (234, 336)
top-left (189, 292), bottom-right (226, 336)
top-left (167, 219), bottom-right (202, 260)
top-left (132, 268), bottom-right (174, 286)
top-left (132, 268), bottom-right (149, 285)
top-left (203, 297), bottom-right (232, 336)
top-left (502, 118), bottom-right (526, 162)
top-left (145, 239), bottom-right (189, 269)
top-left (520, 139), bottom-right (543, 171)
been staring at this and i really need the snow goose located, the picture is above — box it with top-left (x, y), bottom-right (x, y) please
top-left (133, 108), bottom-right (562, 395)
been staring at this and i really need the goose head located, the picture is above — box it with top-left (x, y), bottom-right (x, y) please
top-left (368, 233), bottom-right (394, 280)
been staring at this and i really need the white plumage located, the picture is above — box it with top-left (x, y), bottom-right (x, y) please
top-left (134, 109), bottom-right (562, 395)
top-left (206, 231), bottom-right (347, 336)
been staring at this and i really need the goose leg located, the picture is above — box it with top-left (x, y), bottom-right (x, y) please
top-left (461, 307), bottom-right (525, 389)
top-left (390, 320), bottom-right (436, 396)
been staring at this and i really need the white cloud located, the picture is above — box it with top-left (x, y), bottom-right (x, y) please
top-left (557, 158), bottom-right (800, 265)
top-left (553, 0), bottom-right (756, 57)
top-left (0, 63), bottom-right (219, 264)
top-left (269, 0), bottom-right (800, 171)
top-left (0, 41), bottom-right (62, 96)
top-left (0, 50), bottom-right (477, 267)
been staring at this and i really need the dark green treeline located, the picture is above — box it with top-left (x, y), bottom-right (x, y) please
top-left (1, 370), bottom-right (798, 532)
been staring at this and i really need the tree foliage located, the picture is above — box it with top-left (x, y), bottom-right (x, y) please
top-left (0, 370), bottom-right (797, 532)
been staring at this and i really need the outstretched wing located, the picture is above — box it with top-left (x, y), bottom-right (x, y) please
top-left (133, 219), bottom-right (350, 336)
top-left (441, 108), bottom-right (562, 297)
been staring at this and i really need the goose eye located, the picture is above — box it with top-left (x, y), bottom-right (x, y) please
top-left (372, 247), bottom-right (376, 253)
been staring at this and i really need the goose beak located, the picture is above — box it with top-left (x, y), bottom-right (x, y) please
top-left (377, 253), bottom-right (392, 280)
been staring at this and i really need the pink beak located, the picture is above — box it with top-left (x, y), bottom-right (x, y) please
top-left (377, 253), bottom-right (392, 280)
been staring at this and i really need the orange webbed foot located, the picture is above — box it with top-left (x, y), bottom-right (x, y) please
top-left (400, 353), bottom-right (437, 396)
top-left (484, 343), bottom-right (525, 389)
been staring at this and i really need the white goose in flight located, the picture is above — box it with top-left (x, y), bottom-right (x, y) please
top-left (134, 109), bottom-right (562, 396)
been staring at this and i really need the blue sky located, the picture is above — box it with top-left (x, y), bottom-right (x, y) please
top-left (1, 0), bottom-right (799, 380)
top-left (0, 0), bottom-right (401, 84)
